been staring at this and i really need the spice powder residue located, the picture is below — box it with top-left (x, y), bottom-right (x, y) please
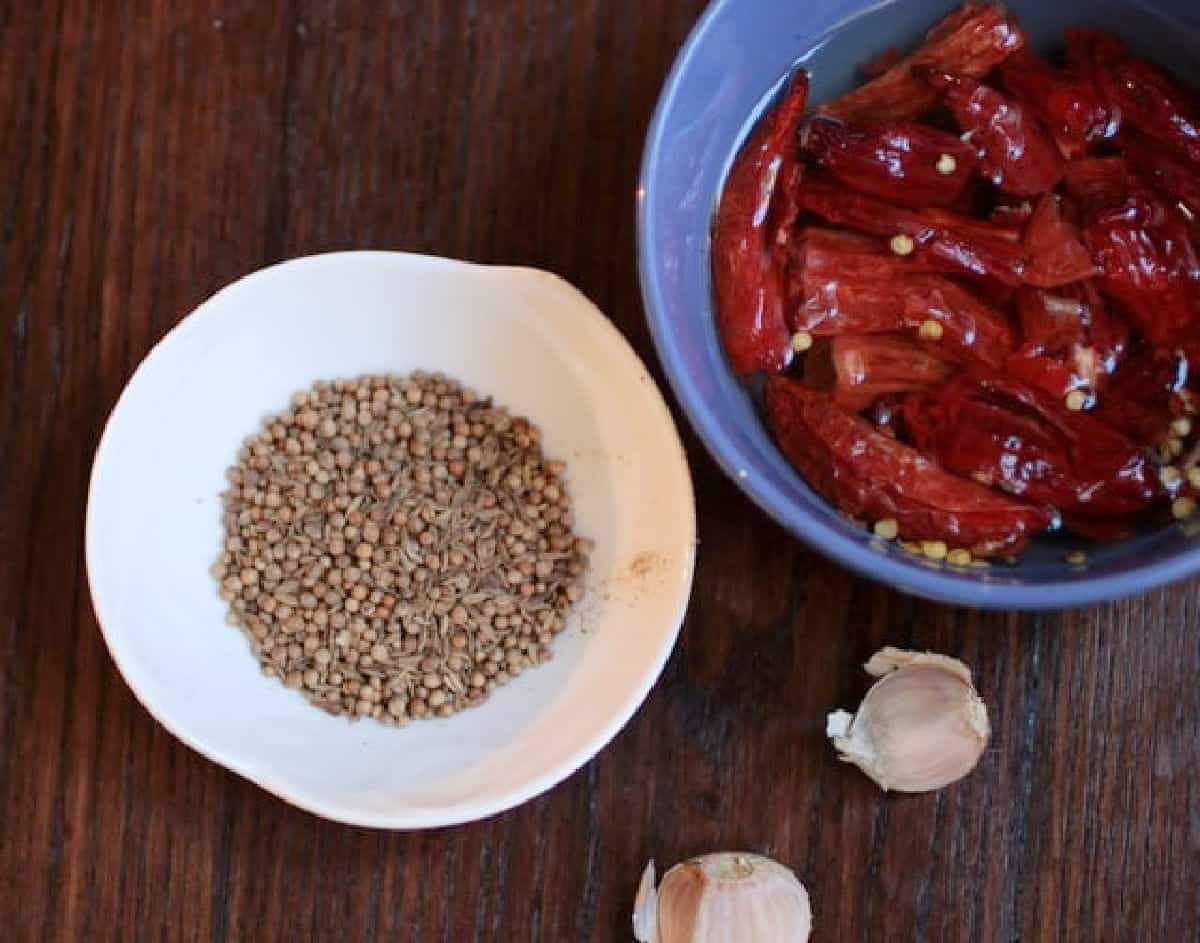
top-left (625, 551), bottom-right (667, 581)
top-left (613, 550), bottom-right (675, 605)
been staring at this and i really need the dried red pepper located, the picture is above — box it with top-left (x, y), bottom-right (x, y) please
top-left (1070, 29), bottom-right (1200, 168)
top-left (792, 228), bottom-right (954, 282)
top-left (802, 116), bottom-right (978, 208)
top-left (857, 47), bottom-right (903, 81)
top-left (797, 180), bottom-right (1028, 285)
top-left (991, 201), bottom-right (1035, 226)
top-left (788, 228), bottom-right (965, 321)
top-left (1021, 193), bottom-right (1097, 288)
top-left (712, 71), bottom-right (810, 376)
top-left (820, 3), bottom-right (1025, 122)
top-left (864, 395), bottom-right (908, 437)
top-left (1064, 155), bottom-right (1139, 204)
top-left (997, 48), bottom-right (1115, 159)
top-left (793, 266), bottom-right (1004, 350)
top-left (919, 68), bottom-right (1064, 196)
top-left (903, 375), bottom-right (1162, 530)
top-left (792, 232), bottom-right (1015, 369)
top-left (765, 377), bottom-right (1054, 554)
top-left (1004, 282), bottom-right (1128, 402)
top-left (1095, 346), bottom-right (1195, 445)
top-left (792, 227), bottom-right (1020, 309)
top-left (1066, 157), bottom-right (1200, 344)
top-left (1121, 128), bottom-right (1200, 220)
top-left (1065, 28), bottom-right (1128, 86)
top-left (826, 335), bottom-right (958, 411)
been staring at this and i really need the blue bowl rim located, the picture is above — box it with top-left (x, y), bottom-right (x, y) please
top-left (635, 0), bottom-right (1200, 610)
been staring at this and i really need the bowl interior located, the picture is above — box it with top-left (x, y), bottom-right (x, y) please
top-left (87, 252), bottom-right (695, 827)
top-left (640, 0), bottom-right (1200, 608)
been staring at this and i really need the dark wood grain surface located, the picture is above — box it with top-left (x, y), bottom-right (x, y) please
top-left (3, 1), bottom-right (1199, 940)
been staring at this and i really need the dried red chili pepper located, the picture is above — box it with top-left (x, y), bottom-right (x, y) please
top-left (1004, 282), bottom-right (1128, 401)
top-left (1021, 193), bottom-right (1097, 288)
top-left (1065, 28), bottom-right (1125, 76)
top-left (991, 201), bottom-right (1035, 226)
top-left (820, 3), bottom-right (1025, 122)
top-left (802, 116), bottom-right (978, 208)
top-left (1064, 155), bottom-right (1137, 203)
top-left (1095, 346), bottom-right (1194, 445)
top-left (826, 334), bottom-right (959, 411)
top-left (865, 394), bottom-right (908, 437)
top-left (797, 180), bottom-right (1028, 285)
top-left (1121, 128), bottom-right (1200, 221)
top-left (1071, 29), bottom-right (1200, 168)
top-left (1066, 157), bottom-right (1200, 344)
top-left (998, 48), bottom-right (1115, 159)
top-left (789, 228), bottom-right (954, 293)
top-left (919, 68), bottom-right (1064, 196)
top-left (1071, 29), bottom-right (1200, 165)
top-left (795, 226), bottom-right (1019, 307)
top-left (765, 377), bottom-right (1053, 554)
top-left (905, 278), bottom-right (1016, 368)
top-left (903, 375), bottom-right (1162, 527)
top-left (792, 239), bottom-right (1015, 370)
top-left (1077, 281), bottom-right (1130, 376)
top-left (792, 225), bottom-right (1017, 340)
top-left (712, 71), bottom-right (810, 377)
top-left (857, 47), bottom-right (904, 81)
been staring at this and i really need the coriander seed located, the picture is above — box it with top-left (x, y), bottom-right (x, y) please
top-left (214, 371), bottom-right (591, 724)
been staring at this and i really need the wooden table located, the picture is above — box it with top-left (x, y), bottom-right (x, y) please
top-left (3, 2), bottom-right (1198, 939)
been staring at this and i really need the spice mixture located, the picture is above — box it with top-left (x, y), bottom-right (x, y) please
top-left (211, 372), bottom-right (591, 724)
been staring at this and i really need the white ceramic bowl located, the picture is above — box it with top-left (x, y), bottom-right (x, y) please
top-left (87, 251), bottom-right (696, 829)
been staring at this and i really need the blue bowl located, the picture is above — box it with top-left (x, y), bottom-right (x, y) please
top-left (638, 0), bottom-right (1200, 609)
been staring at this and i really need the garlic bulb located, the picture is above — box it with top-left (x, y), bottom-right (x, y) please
top-left (826, 646), bottom-right (989, 792)
top-left (633, 853), bottom-right (812, 942)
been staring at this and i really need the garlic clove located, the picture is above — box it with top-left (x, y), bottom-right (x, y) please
top-left (633, 860), bottom-right (658, 942)
top-left (634, 852), bottom-right (812, 942)
top-left (827, 647), bottom-right (989, 793)
top-left (863, 645), bottom-right (974, 683)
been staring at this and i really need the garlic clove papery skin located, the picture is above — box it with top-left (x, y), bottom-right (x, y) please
top-left (634, 861), bottom-right (658, 942)
top-left (828, 648), bottom-right (990, 793)
top-left (634, 852), bottom-right (812, 942)
top-left (863, 646), bottom-right (974, 683)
